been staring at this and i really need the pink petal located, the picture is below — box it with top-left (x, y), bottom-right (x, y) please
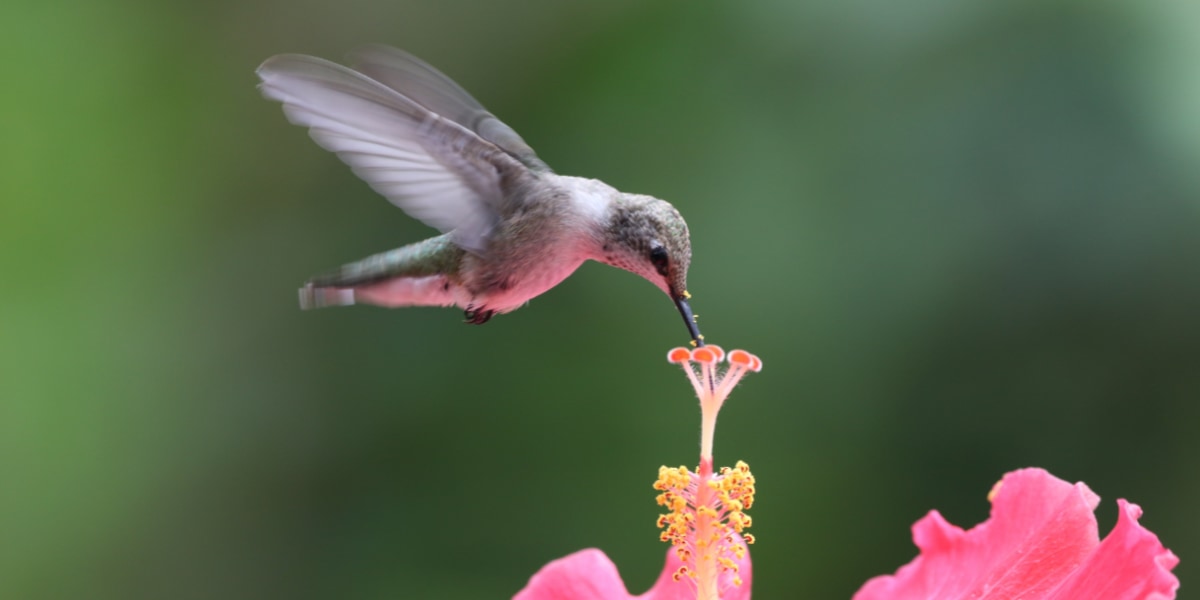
top-left (514, 549), bottom-right (638, 600)
top-left (515, 538), bottom-right (752, 600)
top-left (854, 468), bottom-right (1179, 600)
top-left (1047, 499), bottom-right (1180, 600)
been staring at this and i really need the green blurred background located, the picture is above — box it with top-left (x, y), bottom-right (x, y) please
top-left (2, 0), bottom-right (1197, 597)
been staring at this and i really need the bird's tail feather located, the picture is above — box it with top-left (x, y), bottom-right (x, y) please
top-left (299, 284), bottom-right (356, 310)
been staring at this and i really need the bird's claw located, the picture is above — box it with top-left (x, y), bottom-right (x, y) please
top-left (464, 307), bottom-right (496, 325)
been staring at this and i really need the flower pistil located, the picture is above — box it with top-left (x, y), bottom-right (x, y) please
top-left (656, 345), bottom-right (762, 599)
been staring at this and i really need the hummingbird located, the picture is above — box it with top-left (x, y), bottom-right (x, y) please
top-left (257, 45), bottom-right (704, 345)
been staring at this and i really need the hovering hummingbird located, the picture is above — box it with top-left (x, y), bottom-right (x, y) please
top-left (257, 45), bottom-right (704, 345)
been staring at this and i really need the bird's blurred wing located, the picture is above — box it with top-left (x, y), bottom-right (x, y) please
top-left (257, 54), bottom-right (528, 252)
top-left (349, 45), bottom-right (552, 174)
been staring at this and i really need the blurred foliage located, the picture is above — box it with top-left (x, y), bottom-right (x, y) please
top-left (2, 0), bottom-right (1197, 598)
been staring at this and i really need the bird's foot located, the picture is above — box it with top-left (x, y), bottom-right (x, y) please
top-left (464, 307), bottom-right (496, 325)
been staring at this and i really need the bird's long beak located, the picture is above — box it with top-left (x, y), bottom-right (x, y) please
top-left (674, 295), bottom-right (704, 347)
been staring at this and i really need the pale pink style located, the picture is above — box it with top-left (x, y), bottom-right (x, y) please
top-left (854, 468), bottom-right (1179, 600)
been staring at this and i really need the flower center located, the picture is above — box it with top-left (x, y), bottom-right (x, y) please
top-left (655, 458), bottom-right (756, 593)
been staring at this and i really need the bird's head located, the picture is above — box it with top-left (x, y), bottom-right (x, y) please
top-left (596, 194), bottom-right (704, 346)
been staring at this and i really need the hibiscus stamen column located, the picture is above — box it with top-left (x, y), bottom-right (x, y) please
top-left (658, 345), bottom-right (762, 600)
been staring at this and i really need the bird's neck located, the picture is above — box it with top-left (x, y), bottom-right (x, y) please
top-left (549, 175), bottom-right (620, 258)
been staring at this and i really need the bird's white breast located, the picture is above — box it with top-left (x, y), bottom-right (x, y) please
top-left (476, 175), bottom-right (616, 313)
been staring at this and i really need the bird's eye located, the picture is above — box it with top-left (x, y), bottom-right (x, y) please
top-left (649, 245), bottom-right (670, 276)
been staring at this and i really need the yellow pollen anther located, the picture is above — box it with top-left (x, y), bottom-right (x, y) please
top-left (988, 479), bottom-right (1004, 502)
top-left (653, 460), bottom-right (757, 591)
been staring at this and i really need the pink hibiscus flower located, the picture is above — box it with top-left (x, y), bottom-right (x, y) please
top-left (854, 468), bottom-right (1180, 600)
top-left (514, 346), bottom-right (762, 600)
